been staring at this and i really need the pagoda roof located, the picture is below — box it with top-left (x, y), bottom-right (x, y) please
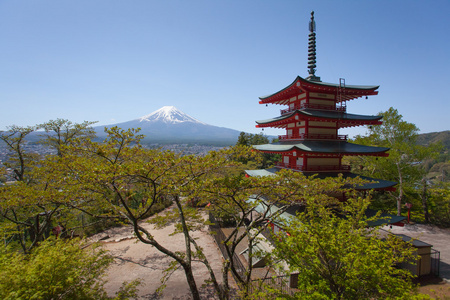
top-left (245, 168), bottom-right (396, 190)
top-left (259, 76), bottom-right (379, 104)
top-left (255, 109), bottom-right (382, 128)
top-left (253, 140), bottom-right (389, 156)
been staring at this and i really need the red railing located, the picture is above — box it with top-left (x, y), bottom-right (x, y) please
top-left (276, 162), bottom-right (350, 172)
top-left (278, 133), bottom-right (348, 141)
top-left (280, 103), bottom-right (346, 115)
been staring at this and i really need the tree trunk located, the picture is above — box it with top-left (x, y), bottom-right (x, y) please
top-left (421, 178), bottom-right (430, 223)
top-left (173, 196), bottom-right (202, 300)
top-left (222, 260), bottom-right (230, 299)
top-left (135, 223), bottom-right (202, 300)
top-left (397, 192), bottom-right (403, 216)
top-left (182, 264), bottom-right (201, 300)
top-left (396, 163), bottom-right (403, 216)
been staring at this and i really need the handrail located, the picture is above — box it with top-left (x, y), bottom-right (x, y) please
top-left (278, 133), bottom-right (347, 141)
top-left (280, 103), bottom-right (346, 115)
top-left (276, 162), bottom-right (350, 172)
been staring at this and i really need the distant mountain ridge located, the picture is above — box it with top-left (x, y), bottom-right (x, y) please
top-left (417, 130), bottom-right (450, 150)
top-left (416, 130), bottom-right (450, 183)
top-left (96, 106), bottom-right (241, 146)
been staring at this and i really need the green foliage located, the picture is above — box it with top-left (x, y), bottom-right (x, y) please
top-left (236, 132), bottom-right (270, 147)
top-left (0, 150), bottom-right (92, 252)
top-left (2, 122), bottom-right (269, 300)
top-left (268, 197), bottom-right (420, 300)
top-left (352, 107), bottom-right (441, 216)
top-left (425, 159), bottom-right (450, 183)
top-left (38, 118), bottom-right (98, 157)
top-left (427, 183), bottom-right (450, 226)
top-left (0, 238), bottom-right (140, 299)
top-left (202, 170), bottom-right (366, 298)
top-left (417, 130), bottom-right (450, 152)
top-left (235, 132), bottom-right (280, 169)
top-left (0, 121), bottom-right (103, 253)
top-left (0, 125), bottom-right (39, 183)
top-left (3, 118), bottom-right (431, 299)
top-left (56, 127), bottom-right (255, 300)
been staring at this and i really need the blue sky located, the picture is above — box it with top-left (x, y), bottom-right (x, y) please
top-left (1, 1), bottom-right (449, 138)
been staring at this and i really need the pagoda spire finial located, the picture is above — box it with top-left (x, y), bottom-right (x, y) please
top-left (307, 11), bottom-right (321, 82)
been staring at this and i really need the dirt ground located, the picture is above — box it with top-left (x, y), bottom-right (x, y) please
top-left (90, 217), bottom-right (450, 299)
top-left (90, 215), bottom-right (224, 299)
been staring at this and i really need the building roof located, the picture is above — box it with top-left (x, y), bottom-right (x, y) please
top-left (253, 140), bottom-right (389, 155)
top-left (307, 172), bottom-right (397, 190)
top-left (245, 167), bottom-right (279, 177)
top-left (245, 168), bottom-right (397, 190)
top-left (391, 234), bottom-right (433, 248)
top-left (259, 76), bottom-right (379, 105)
top-left (365, 211), bottom-right (407, 227)
top-left (255, 109), bottom-right (382, 128)
top-left (249, 197), bottom-right (405, 227)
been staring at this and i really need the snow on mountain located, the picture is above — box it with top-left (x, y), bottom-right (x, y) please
top-left (138, 106), bottom-right (206, 125)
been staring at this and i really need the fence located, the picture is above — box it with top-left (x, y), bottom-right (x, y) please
top-left (208, 213), bottom-right (246, 279)
top-left (209, 215), bottom-right (443, 298)
top-left (417, 249), bottom-right (440, 277)
top-left (208, 212), bottom-right (298, 296)
top-left (248, 274), bottom-right (296, 296)
top-left (431, 249), bottom-right (440, 276)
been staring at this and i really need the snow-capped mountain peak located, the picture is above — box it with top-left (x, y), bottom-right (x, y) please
top-left (138, 106), bottom-right (206, 125)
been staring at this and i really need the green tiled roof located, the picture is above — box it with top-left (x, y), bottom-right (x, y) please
top-left (244, 168), bottom-right (397, 190)
top-left (248, 198), bottom-right (405, 227)
top-left (255, 109), bottom-right (382, 125)
top-left (365, 210), bottom-right (407, 227)
top-left (253, 140), bottom-right (389, 154)
top-left (305, 172), bottom-right (397, 190)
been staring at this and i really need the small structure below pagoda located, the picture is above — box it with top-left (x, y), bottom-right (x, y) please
top-left (246, 11), bottom-right (396, 192)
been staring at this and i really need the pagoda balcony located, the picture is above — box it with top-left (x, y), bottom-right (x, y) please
top-left (280, 103), bottom-right (346, 115)
top-left (275, 162), bottom-right (351, 172)
top-left (278, 133), bottom-right (348, 141)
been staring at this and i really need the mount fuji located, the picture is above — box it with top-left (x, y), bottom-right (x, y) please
top-left (96, 106), bottom-right (242, 146)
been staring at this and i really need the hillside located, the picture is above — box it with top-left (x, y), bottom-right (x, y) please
top-left (417, 130), bottom-right (450, 149)
top-left (417, 130), bottom-right (450, 182)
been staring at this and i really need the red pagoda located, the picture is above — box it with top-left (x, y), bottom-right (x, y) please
top-left (246, 11), bottom-right (396, 192)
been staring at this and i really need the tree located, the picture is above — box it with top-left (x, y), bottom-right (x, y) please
top-left (353, 107), bottom-right (440, 216)
top-left (203, 171), bottom-right (301, 298)
top-left (60, 126), bottom-right (332, 299)
top-left (0, 121), bottom-right (98, 252)
top-left (266, 196), bottom-right (421, 300)
top-left (200, 170), bottom-right (366, 299)
top-left (0, 125), bottom-right (38, 183)
top-left (56, 127), bottom-right (249, 300)
top-left (0, 238), bottom-right (140, 299)
top-left (427, 182), bottom-right (450, 226)
top-left (39, 118), bottom-right (97, 157)
top-left (0, 126), bottom-right (58, 252)
top-left (236, 132), bottom-right (279, 168)
top-left (2, 124), bottom-right (256, 299)
top-left (236, 132), bottom-right (270, 147)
